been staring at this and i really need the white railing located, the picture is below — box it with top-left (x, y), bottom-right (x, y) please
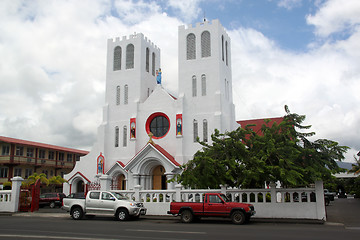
top-left (108, 181), bottom-right (326, 220)
top-left (0, 177), bottom-right (24, 213)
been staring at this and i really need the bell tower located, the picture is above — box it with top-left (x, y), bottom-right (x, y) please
top-left (178, 19), bottom-right (236, 160)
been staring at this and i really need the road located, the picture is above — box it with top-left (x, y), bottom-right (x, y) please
top-left (0, 198), bottom-right (358, 240)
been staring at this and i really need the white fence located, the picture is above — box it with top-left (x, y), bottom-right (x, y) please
top-left (110, 181), bottom-right (326, 221)
top-left (0, 177), bottom-right (24, 212)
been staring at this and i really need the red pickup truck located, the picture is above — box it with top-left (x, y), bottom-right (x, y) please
top-left (168, 192), bottom-right (255, 224)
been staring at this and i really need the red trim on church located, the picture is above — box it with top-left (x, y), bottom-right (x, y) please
top-left (151, 143), bottom-right (180, 166)
top-left (67, 171), bottom-right (92, 183)
top-left (117, 161), bottom-right (126, 168)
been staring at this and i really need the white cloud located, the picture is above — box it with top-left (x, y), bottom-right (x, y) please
top-left (167, 0), bottom-right (202, 23)
top-left (306, 0), bottom-right (360, 37)
top-left (277, 0), bottom-right (303, 10)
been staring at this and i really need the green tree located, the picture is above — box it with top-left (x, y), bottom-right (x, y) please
top-left (24, 173), bottom-right (49, 187)
top-left (48, 175), bottom-right (67, 185)
top-left (175, 106), bottom-right (349, 189)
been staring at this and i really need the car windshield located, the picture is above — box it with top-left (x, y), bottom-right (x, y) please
top-left (111, 192), bottom-right (129, 200)
top-left (220, 194), bottom-right (231, 202)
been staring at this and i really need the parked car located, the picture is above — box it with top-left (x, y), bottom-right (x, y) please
top-left (324, 189), bottom-right (336, 201)
top-left (167, 192), bottom-right (255, 224)
top-left (39, 192), bottom-right (66, 208)
top-left (62, 191), bottom-right (147, 221)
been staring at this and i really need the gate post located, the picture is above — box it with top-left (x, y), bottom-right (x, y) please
top-left (175, 184), bottom-right (182, 202)
top-left (11, 176), bottom-right (24, 212)
top-left (315, 180), bottom-right (326, 221)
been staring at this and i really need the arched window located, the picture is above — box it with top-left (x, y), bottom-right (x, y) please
top-left (123, 126), bottom-right (127, 147)
top-left (113, 46), bottom-right (122, 71)
top-left (146, 48), bottom-right (150, 72)
top-left (221, 35), bottom-right (224, 61)
top-left (152, 52), bottom-right (155, 76)
top-left (126, 44), bottom-right (134, 69)
top-left (116, 86), bottom-right (120, 105)
top-left (124, 84), bottom-right (128, 104)
top-left (201, 74), bottom-right (206, 96)
top-left (201, 31), bottom-right (211, 57)
top-left (203, 119), bottom-right (208, 142)
top-left (193, 120), bottom-right (198, 142)
top-left (115, 126), bottom-right (119, 147)
top-left (225, 41), bottom-right (228, 66)
top-left (186, 33), bottom-right (196, 60)
top-left (192, 75), bottom-right (197, 97)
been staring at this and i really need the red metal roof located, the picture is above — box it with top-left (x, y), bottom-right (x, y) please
top-left (0, 135), bottom-right (89, 155)
top-left (237, 117), bottom-right (283, 136)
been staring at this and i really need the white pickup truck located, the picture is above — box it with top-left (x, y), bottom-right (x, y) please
top-left (62, 191), bottom-right (147, 221)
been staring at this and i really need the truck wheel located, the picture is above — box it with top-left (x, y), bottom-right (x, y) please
top-left (231, 211), bottom-right (245, 225)
top-left (71, 207), bottom-right (83, 220)
top-left (49, 201), bottom-right (56, 208)
top-left (116, 209), bottom-right (129, 221)
top-left (181, 210), bottom-right (193, 223)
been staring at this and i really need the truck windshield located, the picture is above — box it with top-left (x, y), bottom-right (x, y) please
top-left (220, 194), bottom-right (231, 202)
top-left (111, 192), bottom-right (129, 200)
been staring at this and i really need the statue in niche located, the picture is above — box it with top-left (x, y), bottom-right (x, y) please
top-left (156, 68), bottom-right (162, 84)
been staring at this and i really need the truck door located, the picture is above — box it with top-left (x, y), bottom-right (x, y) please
top-left (204, 194), bottom-right (226, 216)
top-left (98, 192), bottom-right (116, 214)
top-left (86, 191), bottom-right (101, 214)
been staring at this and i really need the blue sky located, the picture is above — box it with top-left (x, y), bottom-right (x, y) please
top-left (0, 0), bottom-right (359, 162)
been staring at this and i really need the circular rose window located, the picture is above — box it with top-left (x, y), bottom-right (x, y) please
top-left (146, 112), bottom-right (170, 139)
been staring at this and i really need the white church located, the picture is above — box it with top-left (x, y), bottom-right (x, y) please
top-left (64, 19), bottom-right (237, 194)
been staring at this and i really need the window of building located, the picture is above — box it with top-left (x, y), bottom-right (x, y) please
top-left (1, 145), bottom-right (10, 156)
top-left (193, 120), bottom-right (198, 142)
top-left (26, 148), bottom-right (34, 158)
top-left (48, 151), bottom-right (55, 160)
top-left (203, 119), bottom-right (208, 142)
top-left (67, 153), bottom-right (72, 162)
top-left (116, 86), bottom-right (121, 105)
top-left (149, 115), bottom-right (169, 138)
top-left (0, 167), bottom-right (8, 178)
top-left (123, 126), bottom-right (127, 147)
top-left (124, 84), bottom-right (128, 105)
top-left (113, 46), bottom-right (122, 71)
top-left (201, 74), bottom-right (206, 96)
top-left (146, 47), bottom-right (149, 72)
top-left (14, 168), bottom-right (22, 177)
top-left (126, 44), bottom-right (134, 69)
top-left (115, 126), bottom-right (119, 147)
top-left (25, 169), bottom-right (32, 179)
top-left (59, 152), bottom-right (64, 161)
top-left (225, 41), bottom-right (228, 66)
top-left (16, 146), bottom-right (23, 156)
top-left (186, 33), bottom-right (196, 60)
top-left (221, 35), bottom-right (224, 61)
top-left (192, 75), bottom-right (197, 97)
top-left (152, 52), bottom-right (155, 76)
top-left (75, 155), bottom-right (80, 161)
top-left (201, 31), bottom-right (211, 57)
top-left (39, 149), bottom-right (46, 159)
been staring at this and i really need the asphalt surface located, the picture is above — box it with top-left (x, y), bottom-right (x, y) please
top-left (11, 197), bottom-right (360, 227)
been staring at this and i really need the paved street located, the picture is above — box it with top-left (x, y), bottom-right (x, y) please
top-left (0, 198), bottom-right (358, 239)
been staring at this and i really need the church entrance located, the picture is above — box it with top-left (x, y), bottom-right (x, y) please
top-left (114, 174), bottom-right (126, 190)
top-left (152, 165), bottom-right (167, 190)
top-left (76, 180), bottom-right (84, 193)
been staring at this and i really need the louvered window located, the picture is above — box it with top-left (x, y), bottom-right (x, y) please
top-left (115, 126), bottom-right (119, 147)
top-left (225, 41), bottom-right (228, 66)
top-left (201, 31), bottom-right (211, 57)
top-left (152, 52), bottom-right (155, 76)
top-left (201, 74), bottom-right (206, 96)
top-left (116, 86), bottom-right (120, 105)
top-left (126, 44), bottom-right (134, 69)
top-left (186, 33), bottom-right (196, 60)
top-left (124, 85), bottom-right (128, 104)
top-left (123, 126), bottom-right (127, 147)
top-left (203, 119), bottom-right (208, 142)
top-left (221, 35), bottom-right (224, 61)
top-left (113, 46), bottom-right (121, 71)
top-left (193, 120), bottom-right (198, 142)
top-left (146, 48), bottom-right (149, 72)
top-left (192, 75), bottom-right (197, 97)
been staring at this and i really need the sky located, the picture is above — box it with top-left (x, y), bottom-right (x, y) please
top-left (0, 0), bottom-right (359, 162)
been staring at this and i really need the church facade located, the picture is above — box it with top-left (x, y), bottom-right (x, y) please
top-left (64, 19), bottom-right (237, 194)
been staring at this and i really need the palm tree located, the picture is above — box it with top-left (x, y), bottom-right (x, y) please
top-left (349, 152), bottom-right (360, 175)
top-left (49, 175), bottom-right (67, 185)
top-left (24, 173), bottom-right (49, 187)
